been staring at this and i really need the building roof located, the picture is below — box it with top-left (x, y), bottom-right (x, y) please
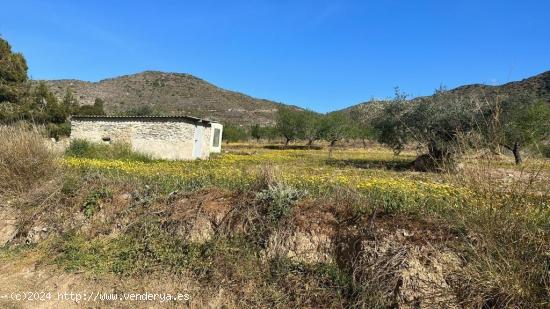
top-left (70, 115), bottom-right (214, 124)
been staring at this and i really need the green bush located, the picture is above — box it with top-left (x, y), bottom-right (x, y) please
top-left (540, 144), bottom-right (550, 158)
top-left (82, 187), bottom-right (112, 218)
top-left (223, 124), bottom-right (248, 143)
top-left (66, 139), bottom-right (152, 162)
top-left (256, 183), bottom-right (307, 223)
top-left (46, 122), bottom-right (71, 140)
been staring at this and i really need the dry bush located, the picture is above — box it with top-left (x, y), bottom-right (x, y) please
top-left (0, 124), bottom-right (58, 195)
top-left (446, 146), bottom-right (550, 307)
top-left (249, 164), bottom-right (281, 191)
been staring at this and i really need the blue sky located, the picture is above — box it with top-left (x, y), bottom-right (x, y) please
top-left (1, 0), bottom-right (549, 112)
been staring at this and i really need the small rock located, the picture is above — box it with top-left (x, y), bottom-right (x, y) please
top-left (26, 226), bottom-right (49, 244)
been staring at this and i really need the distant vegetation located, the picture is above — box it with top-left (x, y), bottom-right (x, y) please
top-left (227, 90), bottom-right (549, 169)
top-left (1, 34), bottom-right (549, 305)
top-left (0, 37), bottom-right (106, 139)
top-left (1, 34), bottom-right (549, 166)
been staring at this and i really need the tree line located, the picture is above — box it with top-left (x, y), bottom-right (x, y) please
top-left (225, 88), bottom-right (549, 168)
top-left (2, 36), bottom-right (548, 165)
top-left (0, 37), bottom-right (106, 139)
top-left (373, 88), bottom-right (549, 167)
top-left (224, 108), bottom-right (374, 147)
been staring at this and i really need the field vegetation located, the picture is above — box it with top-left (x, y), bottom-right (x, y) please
top-left (1, 124), bottom-right (549, 307)
top-left (1, 35), bottom-right (550, 308)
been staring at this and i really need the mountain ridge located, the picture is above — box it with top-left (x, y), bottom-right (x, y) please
top-left (41, 69), bottom-right (549, 125)
top-left (336, 70), bottom-right (550, 122)
top-left (41, 70), bottom-right (299, 125)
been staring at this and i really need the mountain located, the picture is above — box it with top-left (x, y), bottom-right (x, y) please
top-left (337, 70), bottom-right (550, 123)
top-left (42, 69), bottom-right (549, 126)
top-left (41, 71), bottom-right (295, 125)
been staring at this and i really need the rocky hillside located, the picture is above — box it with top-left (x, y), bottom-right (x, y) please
top-left (42, 69), bottom-right (549, 126)
top-left (443, 70), bottom-right (550, 101)
top-left (42, 71), bottom-right (294, 125)
top-left (338, 70), bottom-right (550, 123)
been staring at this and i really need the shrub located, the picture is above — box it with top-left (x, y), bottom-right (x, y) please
top-left (66, 139), bottom-right (152, 162)
top-left (447, 157), bottom-right (550, 307)
top-left (46, 122), bottom-right (71, 140)
top-left (0, 124), bottom-right (57, 194)
top-left (82, 187), bottom-right (112, 218)
top-left (223, 124), bottom-right (248, 143)
top-left (64, 139), bottom-right (90, 157)
top-left (256, 183), bottom-right (307, 223)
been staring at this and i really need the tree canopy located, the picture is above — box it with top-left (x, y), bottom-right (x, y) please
top-left (276, 106), bottom-right (305, 145)
top-left (498, 98), bottom-right (550, 164)
top-left (0, 37), bottom-right (28, 104)
top-left (373, 89), bottom-right (490, 168)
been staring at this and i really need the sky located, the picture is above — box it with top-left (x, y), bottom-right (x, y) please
top-left (1, 0), bottom-right (549, 113)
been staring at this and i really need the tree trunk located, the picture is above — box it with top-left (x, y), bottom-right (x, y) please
top-left (284, 138), bottom-right (290, 147)
top-left (306, 139), bottom-right (314, 148)
top-left (328, 140), bottom-right (337, 159)
top-left (512, 142), bottom-right (522, 165)
top-left (501, 142), bottom-right (523, 165)
top-left (427, 141), bottom-right (456, 171)
top-left (362, 138), bottom-right (367, 149)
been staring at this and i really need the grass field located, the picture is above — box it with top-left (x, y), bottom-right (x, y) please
top-left (1, 137), bottom-right (550, 308)
top-left (65, 143), bottom-right (549, 214)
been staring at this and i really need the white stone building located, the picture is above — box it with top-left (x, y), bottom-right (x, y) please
top-left (70, 115), bottom-right (223, 160)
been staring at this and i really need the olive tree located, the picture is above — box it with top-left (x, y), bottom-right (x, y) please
top-left (276, 106), bottom-right (304, 146)
top-left (250, 124), bottom-right (262, 143)
top-left (222, 124), bottom-right (248, 143)
top-left (349, 122), bottom-right (376, 148)
top-left (319, 112), bottom-right (352, 158)
top-left (301, 110), bottom-right (322, 147)
top-left (372, 88), bottom-right (416, 155)
top-left (373, 89), bottom-right (483, 170)
top-left (499, 98), bottom-right (550, 164)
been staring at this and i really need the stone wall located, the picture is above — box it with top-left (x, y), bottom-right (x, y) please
top-left (71, 119), bottom-right (212, 160)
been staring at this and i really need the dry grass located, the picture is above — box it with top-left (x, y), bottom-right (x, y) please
top-left (446, 156), bottom-right (550, 308)
top-left (0, 124), bottom-right (58, 195)
top-left (2, 138), bottom-right (549, 307)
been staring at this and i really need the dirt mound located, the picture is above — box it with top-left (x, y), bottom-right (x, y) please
top-left (354, 230), bottom-right (461, 308)
top-left (0, 205), bottom-right (18, 246)
top-left (265, 204), bottom-right (462, 307)
top-left (263, 200), bottom-right (337, 263)
top-left (165, 188), bottom-right (239, 244)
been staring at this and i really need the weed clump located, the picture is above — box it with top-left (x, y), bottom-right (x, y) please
top-left (256, 183), bottom-right (307, 223)
top-left (0, 124), bottom-right (58, 194)
top-left (82, 187), bottom-right (112, 218)
top-left (66, 139), bottom-right (152, 162)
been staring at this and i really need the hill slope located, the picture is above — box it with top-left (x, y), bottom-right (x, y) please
top-left (42, 71), bottom-right (292, 125)
top-left (338, 70), bottom-right (550, 123)
top-left (42, 70), bottom-right (549, 126)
